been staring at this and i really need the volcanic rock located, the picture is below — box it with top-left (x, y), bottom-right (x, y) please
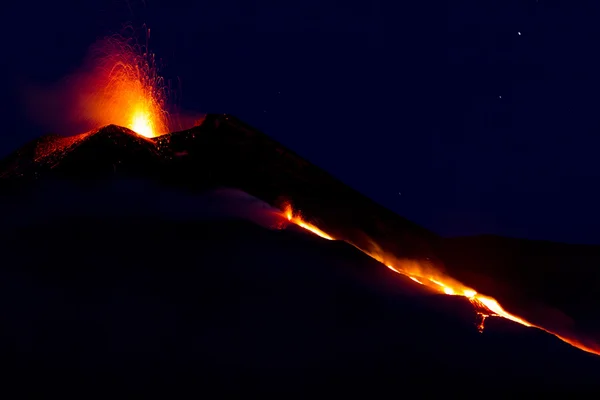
top-left (2, 113), bottom-right (600, 360)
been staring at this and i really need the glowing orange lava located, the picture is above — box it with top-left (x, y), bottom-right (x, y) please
top-left (74, 28), bottom-right (169, 138)
top-left (282, 203), bottom-right (334, 240)
top-left (280, 202), bottom-right (600, 357)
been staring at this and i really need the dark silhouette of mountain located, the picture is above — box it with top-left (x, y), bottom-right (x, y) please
top-left (2, 115), bottom-right (600, 395)
top-left (441, 234), bottom-right (600, 345)
top-left (1, 201), bottom-right (599, 396)
top-left (0, 125), bottom-right (163, 180)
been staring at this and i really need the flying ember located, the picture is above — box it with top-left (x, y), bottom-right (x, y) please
top-left (76, 28), bottom-right (169, 138)
top-left (279, 202), bottom-right (600, 357)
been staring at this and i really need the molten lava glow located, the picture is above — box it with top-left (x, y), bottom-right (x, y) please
top-left (282, 203), bottom-right (334, 240)
top-left (280, 202), bottom-right (600, 357)
top-left (131, 110), bottom-right (155, 138)
top-left (72, 29), bottom-right (169, 138)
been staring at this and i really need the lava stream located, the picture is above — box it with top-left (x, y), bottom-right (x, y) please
top-left (282, 203), bottom-right (333, 240)
top-left (279, 203), bottom-right (600, 357)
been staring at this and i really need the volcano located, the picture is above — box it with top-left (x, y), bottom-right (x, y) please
top-left (2, 114), bottom-right (600, 395)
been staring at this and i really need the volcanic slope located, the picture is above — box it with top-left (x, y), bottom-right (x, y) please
top-left (441, 235), bottom-right (600, 345)
top-left (160, 114), bottom-right (600, 351)
top-left (2, 114), bottom-right (600, 357)
top-left (0, 125), bottom-right (162, 181)
top-left (1, 185), bottom-right (600, 396)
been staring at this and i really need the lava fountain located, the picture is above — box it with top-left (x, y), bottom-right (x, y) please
top-left (22, 27), bottom-right (171, 138)
top-left (279, 202), bottom-right (600, 357)
top-left (77, 28), bottom-right (169, 138)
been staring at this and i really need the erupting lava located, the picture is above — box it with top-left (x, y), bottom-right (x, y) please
top-left (80, 29), bottom-right (169, 138)
top-left (279, 202), bottom-right (600, 357)
top-left (20, 27), bottom-right (173, 139)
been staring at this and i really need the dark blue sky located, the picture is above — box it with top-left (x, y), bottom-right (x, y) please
top-left (2, 0), bottom-right (599, 244)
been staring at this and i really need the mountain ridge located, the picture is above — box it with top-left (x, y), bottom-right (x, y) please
top-left (2, 113), bottom-right (600, 356)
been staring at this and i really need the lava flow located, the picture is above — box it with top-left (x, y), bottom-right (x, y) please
top-left (279, 202), bottom-right (600, 357)
top-left (282, 203), bottom-right (334, 240)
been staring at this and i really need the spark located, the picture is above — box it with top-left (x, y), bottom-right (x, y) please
top-left (72, 28), bottom-right (170, 138)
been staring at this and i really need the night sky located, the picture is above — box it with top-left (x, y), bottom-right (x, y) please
top-left (2, 0), bottom-right (599, 244)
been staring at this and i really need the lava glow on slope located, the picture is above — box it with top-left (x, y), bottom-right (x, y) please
top-left (282, 203), bottom-right (334, 240)
top-left (279, 202), bottom-right (600, 357)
